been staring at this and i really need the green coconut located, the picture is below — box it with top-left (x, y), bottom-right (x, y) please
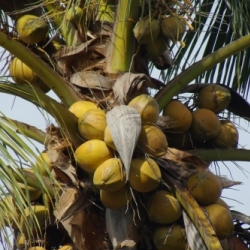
top-left (197, 84), bottom-right (231, 114)
top-left (189, 108), bottom-right (221, 142)
top-left (66, 6), bottom-right (83, 22)
top-left (205, 204), bottom-right (234, 240)
top-left (146, 35), bottom-right (168, 58)
top-left (16, 14), bottom-right (49, 44)
top-left (211, 120), bottom-right (239, 148)
top-left (147, 190), bottom-right (182, 224)
top-left (133, 17), bottom-right (160, 44)
top-left (161, 16), bottom-right (186, 43)
top-left (153, 224), bottom-right (187, 250)
top-left (187, 170), bottom-right (222, 206)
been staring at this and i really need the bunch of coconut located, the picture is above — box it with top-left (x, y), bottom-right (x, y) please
top-left (187, 170), bottom-right (234, 240)
top-left (70, 94), bottom-right (167, 209)
top-left (189, 84), bottom-right (239, 147)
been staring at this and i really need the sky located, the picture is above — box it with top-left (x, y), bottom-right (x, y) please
top-left (0, 89), bottom-right (249, 217)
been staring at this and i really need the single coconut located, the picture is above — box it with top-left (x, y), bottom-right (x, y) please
top-left (165, 131), bottom-right (193, 150)
top-left (163, 100), bottom-right (192, 132)
top-left (128, 94), bottom-right (159, 123)
top-left (18, 182), bottom-right (42, 202)
top-left (146, 35), bottom-right (168, 58)
top-left (133, 17), bottom-right (160, 44)
top-left (153, 224), bottom-right (187, 250)
top-left (129, 158), bottom-right (161, 193)
top-left (16, 14), bottom-right (49, 44)
top-left (104, 125), bottom-right (117, 151)
top-left (100, 185), bottom-right (132, 210)
top-left (147, 190), bottom-right (182, 224)
top-left (78, 108), bottom-right (107, 140)
top-left (16, 233), bottom-right (26, 249)
top-left (187, 170), bottom-right (222, 206)
top-left (20, 205), bottom-right (49, 233)
top-left (9, 57), bottom-right (50, 93)
top-left (96, 3), bottom-right (115, 22)
top-left (69, 100), bottom-right (98, 119)
top-left (205, 204), bottom-right (234, 240)
top-left (161, 16), bottom-right (186, 43)
top-left (189, 108), bottom-right (221, 142)
top-left (74, 140), bottom-right (113, 173)
top-left (93, 158), bottom-right (126, 192)
top-left (197, 84), bottom-right (231, 114)
top-left (66, 6), bottom-right (83, 22)
top-left (138, 124), bottom-right (168, 157)
top-left (211, 120), bottom-right (238, 148)
top-left (35, 152), bottom-right (52, 176)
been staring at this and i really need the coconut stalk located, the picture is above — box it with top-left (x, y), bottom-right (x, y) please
top-left (0, 83), bottom-right (83, 147)
top-left (106, 0), bottom-right (139, 74)
top-left (155, 33), bottom-right (250, 110)
top-left (189, 148), bottom-right (250, 162)
top-left (0, 30), bottom-right (81, 108)
top-left (0, 117), bottom-right (47, 145)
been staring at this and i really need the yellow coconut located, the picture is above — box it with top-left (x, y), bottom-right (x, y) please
top-left (165, 131), bottom-right (193, 150)
top-left (138, 124), bottom-right (168, 157)
top-left (197, 84), bottom-right (231, 114)
top-left (100, 185), bottom-right (132, 210)
top-left (189, 108), bottom-right (221, 142)
top-left (93, 158), bottom-right (126, 192)
top-left (18, 182), bottom-right (42, 202)
top-left (78, 108), bottom-right (107, 140)
top-left (9, 57), bottom-right (50, 93)
top-left (58, 243), bottom-right (74, 250)
top-left (146, 35), bottom-right (168, 58)
top-left (74, 139), bottom-right (113, 173)
top-left (147, 190), bottom-right (182, 224)
top-left (153, 224), bottom-right (187, 250)
top-left (128, 94), bottom-right (159, 123)
top-left (69, 100), bottom-right (98, 119)
top-left (133, 17), bottom-right (160, 44)
top-left (161, 16), bottom-right (186, 43)
top-left (16, 14), bottom-right (49, 45)
top-left (211, 120), bottom-right (239, 148)
top-left (163, 100), bottom-right (192, 132)
top-left (16, 233), bottom-right (26, 249)
top-left (104, 126), bottom-right (117, 151)
top-left (205, 204), bottom-right (234, 240)
top-left (187, 170), bottom-right (222, 206)
top-left (66, 6), bottom-right (83, 22)
top-left (20, 205), bottom-right (49, 233)
top-left (129, 158), bottom-right (161, 193)
top-left (35, 152), bottom-right (52, 176)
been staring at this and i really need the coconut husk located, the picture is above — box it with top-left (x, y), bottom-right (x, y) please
top-left (106, 105), bottom-right (141, 181)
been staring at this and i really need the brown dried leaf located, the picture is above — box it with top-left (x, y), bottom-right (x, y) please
top-left (70, 71), bottom-right (115, 90)
top-left (106, 105), bottom-right (141, 181)
top-left (112, 73), bottom-right (159, 105)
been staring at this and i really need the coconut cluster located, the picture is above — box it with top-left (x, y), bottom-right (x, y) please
top-left (163, 84), bottom-right (238, 150)
top-left (69, 95), bottom-right (166, 210)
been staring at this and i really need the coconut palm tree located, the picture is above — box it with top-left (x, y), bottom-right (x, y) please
top-left (0, 0), bottom-right (249, 249)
